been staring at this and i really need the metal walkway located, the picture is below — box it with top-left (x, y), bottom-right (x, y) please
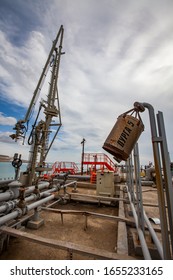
top-left (83, 153), bottom-right (117, 172)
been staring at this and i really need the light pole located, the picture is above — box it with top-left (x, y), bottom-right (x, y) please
top-left (81, 138), bottom-right (86, 175)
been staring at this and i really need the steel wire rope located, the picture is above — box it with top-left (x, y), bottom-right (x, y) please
top-left (27, 103), bottom-right (42, 145)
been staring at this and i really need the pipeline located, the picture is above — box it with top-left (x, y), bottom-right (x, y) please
top-left (0, 181), bottom-right (77, 226)
top-left (132, 190), bottom-right (163, 259)
top-left (0, 180), bottom-right (76, 214)
top-left (143, 211), bottom-right (163, 259)
top-left (0, 181), bottom-right (50, 203)
top-left (0, 194), bottom-right (53, 226)
top-left (0, 187), bottom-right (57, 214)
top-left (126, 185), bottom-right (151, 260)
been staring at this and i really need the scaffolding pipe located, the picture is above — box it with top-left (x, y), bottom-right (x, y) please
top-left (126, 185), bottom-right (151, 260)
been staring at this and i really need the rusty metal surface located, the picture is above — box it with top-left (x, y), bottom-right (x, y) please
top-left (103, 115), bottom-right (144, 162)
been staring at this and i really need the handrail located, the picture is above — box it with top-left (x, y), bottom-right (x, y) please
top-left (83, 153), bottom-right (116, 171)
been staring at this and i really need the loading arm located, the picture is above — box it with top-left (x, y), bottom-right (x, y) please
top-left (10, 25), bottom-right (64, 142)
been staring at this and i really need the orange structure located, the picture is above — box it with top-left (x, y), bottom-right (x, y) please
top-left (83, 153), bottom-right (117, 173)
top-left (52, 161), bottom-right (79, 175)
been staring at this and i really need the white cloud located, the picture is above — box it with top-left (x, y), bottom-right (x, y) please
top-left (0, 0), bottom-right (173, 165)
top-left (0, 30), bottom-right (48, 107)
top-left (0, 113), bottom-right (17, 126)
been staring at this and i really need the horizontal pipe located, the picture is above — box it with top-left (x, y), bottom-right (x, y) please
top-left (0, 210), bottom-right (19, 226)
top-left (25, 182), bottom-right (50, 195)
top-left (0, 195), bottom-right (55, 226)
top-left (39, 187), bottom-right (57, 197)
top-left (26, 194), bottom-right (55, 211)
top-left (0, 191), bottom-right (13, 202)
top-left (0, 179), bottom-right (14, 186)
top-left (0, 204), bottom-right (7, 213)
top-left (0, 187), bottom-right (56, 214)
top-left (0, 181), bottom-right (50, 203)
top-left (68, 175), bottom-right (90, 180)
top-left (26, 180), bottom-right (77, 211)
top-left (0, 180), bottom-right (77, 226)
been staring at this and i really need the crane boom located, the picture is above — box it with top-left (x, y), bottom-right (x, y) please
top-left (10, 25), bottom-right (64, 141)
top-left (24, 25), bottom-right (64, 123)
top-left (10, 25), bottom-right (64, 186)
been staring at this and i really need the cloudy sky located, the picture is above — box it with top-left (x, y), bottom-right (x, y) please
top-left (0, 0), bottom-right (173, 166)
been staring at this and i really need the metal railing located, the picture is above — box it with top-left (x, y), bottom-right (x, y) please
top-left (83, 153), bottom-right (116, 171)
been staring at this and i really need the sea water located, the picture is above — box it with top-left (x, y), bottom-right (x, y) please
top-left (0, 162), bottom-right (27, 181)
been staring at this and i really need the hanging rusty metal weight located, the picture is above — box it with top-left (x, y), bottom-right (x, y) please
top-left (103, 114), bottom-right (144, 162)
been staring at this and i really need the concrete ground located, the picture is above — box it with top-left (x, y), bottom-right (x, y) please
top-left (0, 182), bottom-right (163, 260)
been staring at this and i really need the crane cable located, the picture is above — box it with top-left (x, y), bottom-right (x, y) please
top-left (28, 103), bottom-right (42, 145)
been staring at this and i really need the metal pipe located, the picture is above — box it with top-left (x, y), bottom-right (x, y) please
top-left (0, 181), bottom-right (74, 214)
top-left (0, 180), bottom-right (76, 226)
top-left (0, 187), bottom-right (55, 214)
top-left (0, 195), bottom-right (55, 226)
top-left (157, 111), bottom-right (173, 254)
top-left (62, 181), bottom-right (77, 188)
top-left (136, 102), bottom-right (171, 259)
top-left (0, 210), bottom-right (20, 226)
top-left (25, 182), bottom-right (50, 195)
top-left (143, 211), bottom-right (163, 259)
top-left (132, 190), bottom-right (163, 259)
top-left (24, 181), bottom-right (76, 209)
top-left (0, 181), bottom-right (50, 203)
top-left (0, 200), bottom-right (17, 214)
top-left (0, 204), bottom-right (7, 213)
top-left (0, 179), bottom-right (14, 187)
top-left (68, 175), bottom-right (90, 180)
top-left (26, 194), bottom-right (55, 211)
top-left (133, 143), bottom-right (145, 233)
top-left (26, 181), bottom-right (76, 211)
top-left (0, 191), bottom-right (13, 202)
top-left (126, 185), bottom-right (151, 260)
top-left (25, 194), bottom-right (37, 203)
top-left (39, 187), bottom-right (57, 197)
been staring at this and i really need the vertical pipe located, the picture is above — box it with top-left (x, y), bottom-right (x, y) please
top-left (138, 102), bottom-right (171, 259)
top-left (133, 143), bottom-right (145, 233)
top-left (81, 138), bottom-right (85, 175)
top-left (157, 111), bottom-right (173, 255)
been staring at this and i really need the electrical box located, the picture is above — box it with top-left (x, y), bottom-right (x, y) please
top-left (96, 170), bottom-right (115, 197)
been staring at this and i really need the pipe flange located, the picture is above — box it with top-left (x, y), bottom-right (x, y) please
top-left (15, 207), bottom-right (23, 218)
top-left (8, 190), bottom-right (14, 200)
top-left (5, 201), bottom-right (16, 213)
